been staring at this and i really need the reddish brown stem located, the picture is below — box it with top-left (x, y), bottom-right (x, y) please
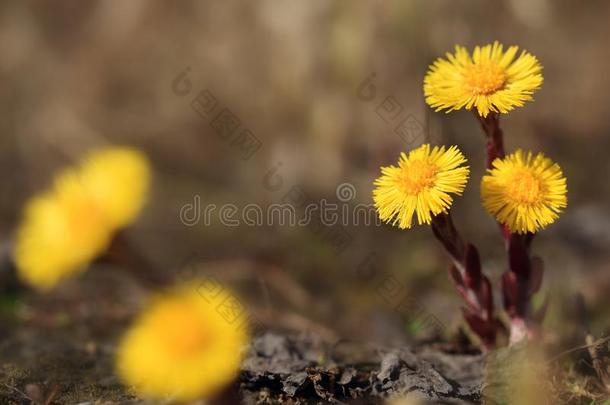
top-left (474, 112), bottom-right (512, 242)
top-left (474, 111), bottom-right (505, 168)
top-left (431, 212), bottom-right (502, 349)
top-left (503, 232), bottom-right (545, 343)
top-left (473, 111), bottom-right (542, 344)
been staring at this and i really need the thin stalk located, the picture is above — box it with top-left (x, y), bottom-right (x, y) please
top-left (473, 111), bottom-right (539, 344)
top-left (431, 212), bottom-right (501, 349)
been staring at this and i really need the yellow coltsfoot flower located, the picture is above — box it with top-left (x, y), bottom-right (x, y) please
top-left (14, 147), bottom-right (150, 290)
top-left (79, 148), bottom-right (151, 229)
top-left (373, 144), bottom-right (470, 229)
top-left (424, 41), bottom-right (543, 117)
top-left (116, 280), bottom-right (249, 402)
top-left (481, 150), bottom-right (567, 234)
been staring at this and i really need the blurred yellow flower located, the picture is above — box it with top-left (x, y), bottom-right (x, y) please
top-left (116, 280), bottom-right (249, 402)
top-left (14, 147), bottom-right (150, 290)
top-left (373, 144), bottom-right (469, 229)
top-left (481, 150), bottom-right (567, 234)
top-left (79, 148), bottom-right (151, 228)
top-left (424, 41), bottom-right (543, 117)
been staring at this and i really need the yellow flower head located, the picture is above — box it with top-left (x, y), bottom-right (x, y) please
top-left (373, 144), bottom-right (470, 229)
top-left (116, 280), bottom-right (250, 402)
top-left (14, 147), bottom-right (151, 290)
top-left (481, 150), bottom-right (567, 234)
top-left (424, 41), bottom-right (543, 117)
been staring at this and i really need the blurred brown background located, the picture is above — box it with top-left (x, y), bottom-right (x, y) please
top-left (1, 0), bottom-right (610, 346)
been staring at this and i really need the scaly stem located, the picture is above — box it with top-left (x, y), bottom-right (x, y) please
top-left (475, 112), bottom-right (512, 241)
top-left (473, 111), bottom-right (541, 344)
top-left (474, 111), bottom-right (505, 168)
top-left (431, 212), bottom-right (502, 350)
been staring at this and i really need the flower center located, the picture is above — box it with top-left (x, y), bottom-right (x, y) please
top-left (401, 160), bottom-right (438, 195)
top-left (155, 302), bottom-right (210, 358)
top-left (64, 193), bottom-right (106, 241)
top-left (506, 170), bottom-right (543, 205)
top-left (463, 61), bottom-right (506, 95)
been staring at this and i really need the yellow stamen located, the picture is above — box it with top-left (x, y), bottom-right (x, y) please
top-left (401, 160), bottom-right (438, 195)
top-left (506, 170), bottom-right (542, 205)
top-left (463, 61), bottom-right (506, 95)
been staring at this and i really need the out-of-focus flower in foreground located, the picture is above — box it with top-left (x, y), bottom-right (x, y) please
top-left (424, 41), bottom-right (543, 117)
top-left (483, 346), bottom-right (553, 404)
top-left (481, 150), bottom-right (567, 234)
top-left (116, 281), bottom-right (249, 402)
top-left (373, 144), bottom-right (470, 229)
top-left (14, 147), bottom-right (151, 290)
